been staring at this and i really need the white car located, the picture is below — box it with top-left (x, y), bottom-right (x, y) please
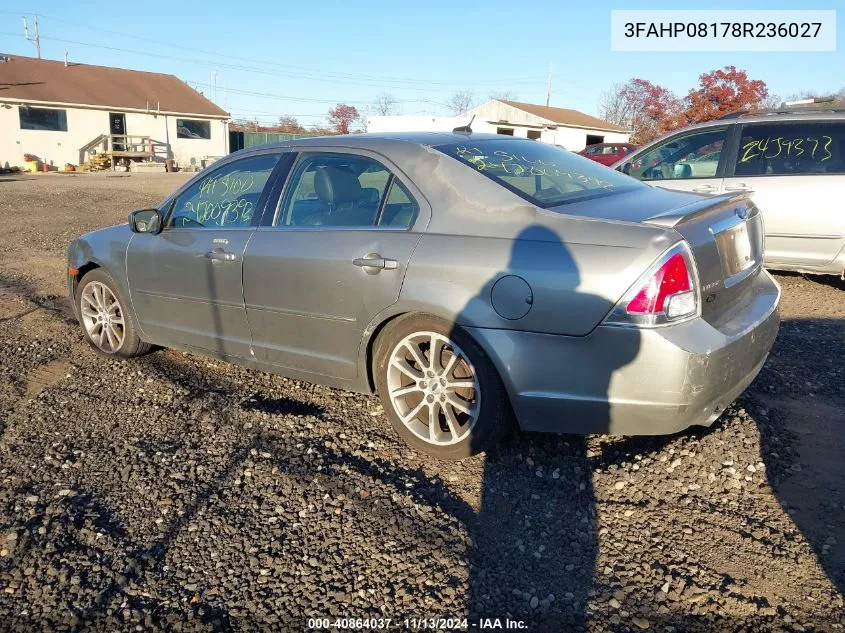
top-left (614, 109), bottom-right (845, 277)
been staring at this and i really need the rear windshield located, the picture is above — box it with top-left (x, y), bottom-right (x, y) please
top-left (435, 139), bottom-right (642, 208)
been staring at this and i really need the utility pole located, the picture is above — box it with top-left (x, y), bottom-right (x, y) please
top-left (23, 16), bottom-right (41, 59)
top-left (546, 64), bottom-right (552, 107)
top-left (211, 70), bottom-right (218, 103)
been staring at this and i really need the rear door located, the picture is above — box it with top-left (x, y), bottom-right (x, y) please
top-left (624, 125), bottom-right (732, 195)
top-left (722, 120), bottom-right (845, 268)
top-left (126, 151), bottom-right (282, 358)
top-left (244, 149), bottom-right (430, 380)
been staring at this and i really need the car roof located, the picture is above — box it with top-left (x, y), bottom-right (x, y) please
top-left (671, 109), bottom-right (845, 133)
top-left (238, 131), bottom-right (519, 153)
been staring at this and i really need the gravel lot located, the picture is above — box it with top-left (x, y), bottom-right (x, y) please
top-left (0, 173), bottom-right (843, 632)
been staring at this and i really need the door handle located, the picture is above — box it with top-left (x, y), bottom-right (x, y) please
top-left (205, 250), bottom-right (238, 262)
top-left (724, 184), bottom-right (751, 192)
top-left (692, 184), bottom-right (719, 193)
top-left (353, 253), bottom-right (398, 273)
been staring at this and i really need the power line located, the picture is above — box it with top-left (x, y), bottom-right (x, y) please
top-left (1, 15), bottom-right (601, 106)
top-left (190, 82), bottom-right (453, 111)
top-left (0, 10), bottom-right (545, 89)
top-left (187, 81), bottom-right (371, 105)
top-left (28, 34), bottom-right (500, 93)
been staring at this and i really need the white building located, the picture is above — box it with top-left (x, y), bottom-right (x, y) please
top-left (0, 53), bottom-right (229, 170)
top-left (368, 99), bottom-right (631, 151)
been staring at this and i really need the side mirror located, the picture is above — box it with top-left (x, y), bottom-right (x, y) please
top-left (621, 162), bottom-right (632, 175)
top-left (128, 208), bottom-right (162, 234)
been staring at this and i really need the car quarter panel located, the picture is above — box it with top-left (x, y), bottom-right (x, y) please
top-left (399, 226), bottom-right (673, 337)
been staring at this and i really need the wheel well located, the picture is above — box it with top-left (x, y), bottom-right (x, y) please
top-left (72, 262), bottom-right (100, 296)
top-left (365, 312), bottom-right (407, 393)
top-left (365, 311), bottom-right (497, 395)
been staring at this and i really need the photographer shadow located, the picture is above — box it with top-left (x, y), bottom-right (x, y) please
top-left (454, 224), bottom-right (642, 629)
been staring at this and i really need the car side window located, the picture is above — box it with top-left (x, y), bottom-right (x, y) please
top-left (378, 179), bottom-right (419, 228)
top-left (278, 153), bottom-right (394, 227)
top-left (630, 128), bottom-right (728, 181)
top-left (734, 122), bottom-right (845, 176)
top-left (166, 154), bottom-right (280, 229)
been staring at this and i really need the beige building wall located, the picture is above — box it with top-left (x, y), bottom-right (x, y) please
top-left (0, 100), bottom-right (227, 169)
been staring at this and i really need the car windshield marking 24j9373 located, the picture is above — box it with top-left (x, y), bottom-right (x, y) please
top-left (435, 139), bottom-right (641, 208)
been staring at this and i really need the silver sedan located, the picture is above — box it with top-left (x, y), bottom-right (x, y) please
top-left (68, 133), bottom-right (780, 459)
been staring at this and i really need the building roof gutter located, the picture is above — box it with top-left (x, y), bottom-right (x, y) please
top-left (0, 96), bottom-right (230, 120)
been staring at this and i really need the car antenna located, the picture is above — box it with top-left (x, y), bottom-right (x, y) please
top-left (453, 115), bottom-right (475, 135)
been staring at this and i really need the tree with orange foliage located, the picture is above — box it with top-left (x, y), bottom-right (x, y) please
top-left (673, 66), bottom-right (769, 127)
top-left (328, 104), bottom-right (360, 135)
top-left (600, 78), bottom-right (681, 144)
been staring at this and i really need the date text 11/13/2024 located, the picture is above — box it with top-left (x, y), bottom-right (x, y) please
top-left (306, 617), bottom-right (528, 630)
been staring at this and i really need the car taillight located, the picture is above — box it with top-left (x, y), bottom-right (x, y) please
top-left (604, 242), bottom-right (700, 327)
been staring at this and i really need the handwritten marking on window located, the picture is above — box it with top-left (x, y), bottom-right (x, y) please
top-left (198, 172), bottom-right (256, 197)
top-left (178, 170), bottom-right (268, 226)
top-left (184, 198), bottom-right (254, 226)
top-left (454, 146), bottom-right (615, 189)
top-left (740, 135), bottom-right (833, 163)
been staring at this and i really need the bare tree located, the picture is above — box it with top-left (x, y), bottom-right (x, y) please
top-left (277, 116), bottom-right (304, 133)
top-left (489, 90), bottom-right (518, 102)
top-left (761, 93), bottom-right (783, 109)
top-left (598, 83), bottom-right (634, 128)
top-left (447, 89), bottom-right (475, 115)
top-left (373, 93), bottom-right (398, 116)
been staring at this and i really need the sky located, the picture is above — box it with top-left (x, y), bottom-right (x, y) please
top-left (0, 1), bottom-right (842, 128)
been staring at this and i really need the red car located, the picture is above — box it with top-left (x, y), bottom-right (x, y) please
top-left (578, 142), bottom-right (638, 166)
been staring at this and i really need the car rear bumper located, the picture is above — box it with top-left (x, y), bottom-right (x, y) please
top-left (466, 269), bottom-right (781, 435)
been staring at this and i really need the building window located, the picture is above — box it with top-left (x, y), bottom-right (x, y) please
top-left (177, 119), bottom-right (211, 139)
top-left (586, 134), bottom-right (604, 145)
top-left (527, 130), bottom-right (541, 140)
top-left (496, 127), bottom-right (514, 136)
top-left (19, 107), bottom-right (68, 131)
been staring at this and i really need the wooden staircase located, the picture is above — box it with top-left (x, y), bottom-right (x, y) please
top-left (79, 134), bottom-right (169, 171)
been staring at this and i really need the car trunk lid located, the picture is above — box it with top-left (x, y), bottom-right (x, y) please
top-left (550, 188), bottom-right (765, 325)
top-left (644, 193), bottom-right (765, 325)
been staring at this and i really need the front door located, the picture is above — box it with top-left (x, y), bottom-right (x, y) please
top-left (244, 151), bottom-right (428, 380)
top-left (109, 113), bottom-right (126, 151)
top-left (624, 126), bottom-right (731, 196)
top-left (126, 151), bottom-right (281, 358)
top-left (723, 121), bottom-right (845, 268)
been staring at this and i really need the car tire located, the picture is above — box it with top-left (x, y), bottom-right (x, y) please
top-left (76, 269), bottom-right (151, 358)
top-left (373, 314), bottom-right (512, 459)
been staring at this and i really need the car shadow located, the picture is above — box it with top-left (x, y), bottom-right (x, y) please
top-left (59, 354), bottom-right (285, 632)
top-left (456, 225), bottom-right (642, 628)
top-left (0, 272), bottom-right (75, 324)
top-left (748, 314), bottom-right (845, 597)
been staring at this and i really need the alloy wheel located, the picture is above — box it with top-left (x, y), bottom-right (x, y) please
top-left (80, 281), bottom-right (125, 354)
top-left (386, 331), bottom-right (480, 446)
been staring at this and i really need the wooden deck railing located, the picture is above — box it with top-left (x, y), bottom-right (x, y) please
top-left (79, 134), bottom-right (170, 167)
